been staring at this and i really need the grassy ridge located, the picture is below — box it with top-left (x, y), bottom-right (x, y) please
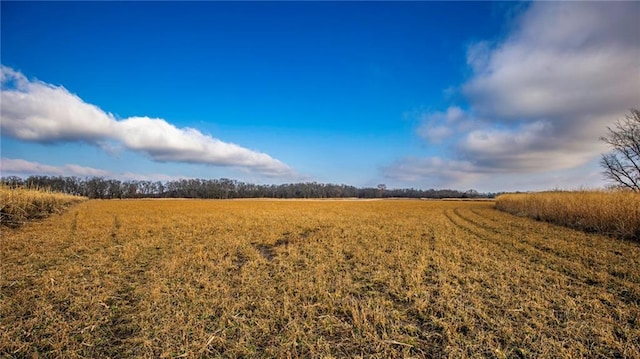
top-left (496, 191), bottom-right (640, 241)
top-left (0, 185), bottom-right (87, 227)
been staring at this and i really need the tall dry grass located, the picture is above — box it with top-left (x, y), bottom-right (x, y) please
top-left (496, 190), bottom-right (640, 241)
top-left (0, 185), bottom-right (86, 227)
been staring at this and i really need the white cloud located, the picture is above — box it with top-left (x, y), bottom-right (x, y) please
top-left (383, 157), bottom-right (481, 189)
top-left (392, 2), bottom-right (640, 190)
top-left (115, 116), bottom-right (292, 176)
top-left (384, 156), bottom-right (606, 193)
top-left (416, 106), bottom-right (479, 143)
top-left (0, 68), bottom-right (115, 143)
top-left (460, 2), bottom-right (639, 174)
top-left (0, 66), bottom-right (297, 178)
top-left (462, 1), bottom-right (639, 123)
top-left (417, 125), bottom-right (453, 144)
top-left (0, 157), bottom-right (184, 181)
top-left (1, 158), bottom-right (111, 178)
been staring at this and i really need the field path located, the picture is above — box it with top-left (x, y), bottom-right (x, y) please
top-left (2, 200), bottom-right (638, 358)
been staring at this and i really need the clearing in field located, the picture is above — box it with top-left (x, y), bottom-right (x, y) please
top-left (1, 199), bottom-right (639, 358)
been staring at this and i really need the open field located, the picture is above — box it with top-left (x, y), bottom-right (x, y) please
top-left (1, 199), bottom-right (639, 358)
top-left (496, 191), bottom-right (640, 242)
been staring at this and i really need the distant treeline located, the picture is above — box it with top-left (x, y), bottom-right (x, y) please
top-left (1, 176), bottom-right (496, 200)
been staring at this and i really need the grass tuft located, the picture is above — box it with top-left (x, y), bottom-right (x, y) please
top-left (496, 190), bottom-right (640, 241)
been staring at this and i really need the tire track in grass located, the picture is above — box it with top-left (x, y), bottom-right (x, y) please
top-left (440, 207), bottom-right (637, 357)
top-left (435, 208), bottom-right (558, 356)
top-left (471, 206), bottom-right (627, 254)
top-left (448, 208), bottom-right (599, 284)
top-left (442, 206), bottom-right (619, 309)
top-left (442, 207), bottom-right (595, 283)
top-left (445, 203), bottom-right (640, 359)
top-left (437, 207), bottom-right (578, 354)
top-left (452, 207), bottom-right (640, 306)
top-left (470, 206), bottom-right (640, 282)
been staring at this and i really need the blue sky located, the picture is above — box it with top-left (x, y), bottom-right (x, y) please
top-left (1, 2), bottom-right (638, 192)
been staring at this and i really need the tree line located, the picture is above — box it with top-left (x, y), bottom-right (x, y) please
top-left (1, 175), bottom-right (494, 199)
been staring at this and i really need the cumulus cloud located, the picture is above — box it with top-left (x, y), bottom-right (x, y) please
top-left (0, 66), bottom-right (297, 178)
top-left (0, 67), bottom-right (115, 143)
top-left (463, 2), bottom-right (639, 122)
top-left (394, 2), bottom-right (640, 189)
top-left (0, 157), bottom-right (183, 181)
top-left (457, 120), bottom-right (596, 172)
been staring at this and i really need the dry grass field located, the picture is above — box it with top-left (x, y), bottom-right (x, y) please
top-left (496, 191), bottom-right (640, 241)
top-left (1, 199), bottom-right (639, 358)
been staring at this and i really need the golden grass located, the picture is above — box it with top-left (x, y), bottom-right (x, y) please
top-left (0, 186), bottom-right (87, 227)
top-left (1, 200), bottom-right (639, 357)
top-left (496, 191), bottom-right (640, 241)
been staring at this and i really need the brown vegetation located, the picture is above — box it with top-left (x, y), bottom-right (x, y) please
top-left (496, 191), bottom-right (640, 241)
top-left (1, 199), bottom-right (639, 357)
top-left (0, 185), bottom-right (86, 228)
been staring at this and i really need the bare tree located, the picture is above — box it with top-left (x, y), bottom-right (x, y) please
top-left (600, 108), bottom-right (640, 191)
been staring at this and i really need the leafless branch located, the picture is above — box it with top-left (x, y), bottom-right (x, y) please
top-left (600, 109), bottom-right (640, 191)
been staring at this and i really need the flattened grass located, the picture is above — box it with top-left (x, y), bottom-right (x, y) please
top-left (496, 191), bottom-right (640, 241)
top-left (1, 200), bottom-right (639, 357)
